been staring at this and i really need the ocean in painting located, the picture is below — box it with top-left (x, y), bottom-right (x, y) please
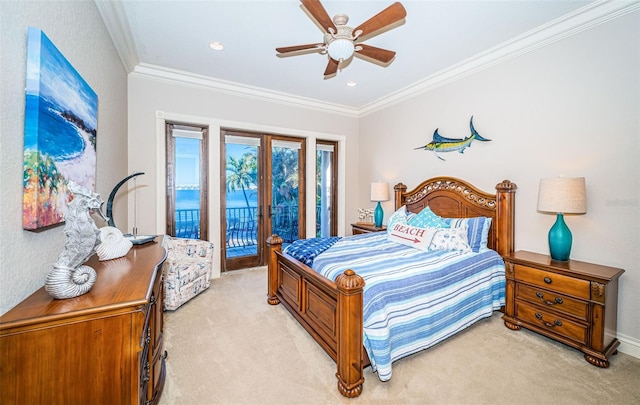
top-left (24, 94), bottom-right (86, 161)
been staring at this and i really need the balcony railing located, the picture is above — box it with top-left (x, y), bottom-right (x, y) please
top-left (175, 206), bottom-right (321, 249)
top-left (175, 208), bottom-right (200, 239)
top-left (226, 207), bottom-right (258, 248)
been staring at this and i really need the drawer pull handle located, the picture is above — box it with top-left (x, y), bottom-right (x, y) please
top-left (535, 312), bottom-right (563, 328)
top-left (535, 292), bottom-right (564, 306)
top-left (543, 277), bottom-right (552, 284)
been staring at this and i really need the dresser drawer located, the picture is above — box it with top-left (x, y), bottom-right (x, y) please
top-left (516, 284), bottom-right (588, 321)
top-left (516, 301), bottom-right (588, 345)
top-left (514, 264), bottom-right (590, 300)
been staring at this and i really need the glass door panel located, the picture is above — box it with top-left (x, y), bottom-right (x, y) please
top-left (270, 139), bottom-right (303, 247)
top-left (223, 134), bottom-right (261, 269)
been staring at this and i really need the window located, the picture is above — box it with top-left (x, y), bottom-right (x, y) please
top-left (166, 123), bottom-right (208, 239)
top-left (316, 140), bottom-right (338, 237)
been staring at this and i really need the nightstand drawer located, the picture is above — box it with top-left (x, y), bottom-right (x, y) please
top-left (503, 250), bottom-right (625, 368)
top-left (516, 284), bottom-right (588, 321)
top-left (514, 264), bottom-right (590, 300)
top-left (516, 301), bottom-right (588, 345)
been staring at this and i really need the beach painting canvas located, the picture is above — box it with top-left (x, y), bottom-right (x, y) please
top-left (23, 27), bottom-right (98, 230)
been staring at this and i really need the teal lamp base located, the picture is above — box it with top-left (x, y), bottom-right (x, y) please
top-left (548, 213), bottom-right (572, 261)
top-left (374, 201), bottom-right (383, 228)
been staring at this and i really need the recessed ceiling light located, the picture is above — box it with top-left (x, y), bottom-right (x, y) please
top-left (346, 81), bottom-right (357, 87)
top-left (209, 41), bottom-right (224, 51)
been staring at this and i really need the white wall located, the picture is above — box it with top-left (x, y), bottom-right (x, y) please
top-left (359, 11), bottom-right (640, 355)
top-left (0, 1), bottom-right (128, 315)
top-left (127, 75), bottom-right (360, 277)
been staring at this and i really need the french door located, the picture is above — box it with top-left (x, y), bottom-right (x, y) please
top-left (222, 130), bottom-right (305, 271)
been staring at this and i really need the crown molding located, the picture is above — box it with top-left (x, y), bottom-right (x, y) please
top-left (94, 0), bottom-right (139, 73)
top-left (97, 0), bottom-right (639, 118)
top-left (130, 64), bottom-right (360, 117)
top-left (359, 0), bottom-right (640, 116)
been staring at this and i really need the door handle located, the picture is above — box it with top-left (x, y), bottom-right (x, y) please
top-left (268, 205), bottom-right (273, 218)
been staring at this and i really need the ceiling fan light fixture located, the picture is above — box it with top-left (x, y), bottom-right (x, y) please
top-left (276, 1), bottom-right (407, 77)
top-left (327, 38), bottom-right (354, 61)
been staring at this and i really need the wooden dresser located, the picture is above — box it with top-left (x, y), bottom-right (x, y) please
top-left (0, 239), bottom-right (167, 405)
top-left (502, 250), bottom-right (624, 368)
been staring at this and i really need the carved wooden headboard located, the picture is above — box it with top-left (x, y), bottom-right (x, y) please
top-left (393, 177), bottom-right (517, 256)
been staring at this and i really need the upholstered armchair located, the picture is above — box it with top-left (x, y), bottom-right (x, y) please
top-left (161, 235), bottom-right (214, 311)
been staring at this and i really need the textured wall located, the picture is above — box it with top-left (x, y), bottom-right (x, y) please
top-left (0, 0), bottom-right (128, 315)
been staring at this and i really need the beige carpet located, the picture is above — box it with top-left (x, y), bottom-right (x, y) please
top-left (159, 267), bottom-right (640, 405)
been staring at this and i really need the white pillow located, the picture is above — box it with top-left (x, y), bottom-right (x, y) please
top-left (447, 217), bottom-right (492, 252)
top-left (429, 226), bottom-right (471, 253)
top-left (387, 223), bottom-right (437, 251)
top-left (386, 206), bottom-right (411, 232)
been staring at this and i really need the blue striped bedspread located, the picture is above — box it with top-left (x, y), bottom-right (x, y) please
top-left (311, 232), bottom-right (505, 382)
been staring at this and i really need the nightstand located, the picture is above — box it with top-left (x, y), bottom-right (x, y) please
top-left (502, 250), bottom-right (624, 368)
top-left (351, 223), bottom-right (386, 235)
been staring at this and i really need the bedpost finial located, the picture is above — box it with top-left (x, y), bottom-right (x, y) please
top-left (496, 180), bottom-right (517, 191)
top-left (336, 269), bottom-right (365, 292)
top-left (266, 234), bottom-right (284, 245)
top-left (394, 183), bottom-right (407, 192)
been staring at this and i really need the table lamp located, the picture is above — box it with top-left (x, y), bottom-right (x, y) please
top-left (537, 177), bottom-right (587, 261)
top-left (371, 182), bottom-right (389, 228)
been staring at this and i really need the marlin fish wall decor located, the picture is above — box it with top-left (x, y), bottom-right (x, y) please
top-left (415, 116), bottom-right (491, 161)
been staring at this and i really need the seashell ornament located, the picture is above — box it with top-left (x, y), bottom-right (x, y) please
top-left (96, 226), bottom-right (133, 261)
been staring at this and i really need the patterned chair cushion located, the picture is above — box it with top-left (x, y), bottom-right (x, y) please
top-left (162, 235), bottom-right (214, 311)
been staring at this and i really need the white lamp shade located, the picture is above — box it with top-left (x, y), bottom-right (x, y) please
top-left (327, 38), bottom-right (354, 61)
top-left (537, 177), bottom-right (587, 214)
top-left (371, 182), bottom-right (389, 202)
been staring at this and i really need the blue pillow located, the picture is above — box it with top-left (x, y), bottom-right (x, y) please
top-left (407, 206), bottom-right (449, 229)
top-left (448, 217), bottom-right (492, 252)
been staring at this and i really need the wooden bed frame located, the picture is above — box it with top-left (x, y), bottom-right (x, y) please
top-left (266, 177), bottom-right (517, 397)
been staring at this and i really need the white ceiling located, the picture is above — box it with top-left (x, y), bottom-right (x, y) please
top-left (96, 0), bottom-right (633, 114)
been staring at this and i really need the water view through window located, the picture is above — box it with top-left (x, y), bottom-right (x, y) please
top-left (175, 133), bottom-right (331, 264)
top-left (225, 142), bottom-right (259, 258)
top-left (174, 135), bottom-right (203, 239)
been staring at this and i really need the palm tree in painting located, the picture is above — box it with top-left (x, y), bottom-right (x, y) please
top-left (226, 152), bottom-right (257, 219)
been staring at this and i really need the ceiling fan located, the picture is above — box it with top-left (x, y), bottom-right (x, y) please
top-left (276, 0), bottom-right (407, 78)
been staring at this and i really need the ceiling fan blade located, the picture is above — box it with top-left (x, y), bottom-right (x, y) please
top-left (323, 58), bottom-right (339, 77)
top-left (301, 0), bottom-right (337, 33)
top-left (352, 2), bottom-right (407, 39)
top-left (355, 44), bottom-right (396, 64)
top-left (276, 43), bottom-right (325, 54)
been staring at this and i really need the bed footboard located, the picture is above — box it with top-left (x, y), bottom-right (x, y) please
top-left (266, 235), bottom-right (365, 397)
